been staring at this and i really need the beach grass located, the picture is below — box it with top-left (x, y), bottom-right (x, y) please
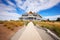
top-left (33, 21), bottom-right (60, 37)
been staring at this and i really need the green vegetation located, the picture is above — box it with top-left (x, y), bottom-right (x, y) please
top-left (0, 20), bottom-right (4, 24)
top-left (56, 18), bottom-right (60, 21)
top-left (1, 20), bottom-right (60, 37)
top-left (33, 21), bottom-right (60, 37)
top-left (24, 21), bottom-right (29, 25)
top-left (0, 20), bottom-right (25, 31)
top-left (0, 20), bottom-right (30, 31)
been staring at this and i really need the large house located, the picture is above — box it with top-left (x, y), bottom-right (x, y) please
top-left (19, 11), bottom-right (42, 21)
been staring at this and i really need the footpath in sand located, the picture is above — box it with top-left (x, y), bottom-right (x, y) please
top-left (18, 22), bottom-right (42, 40)
top-left (11, 22), bottom-right (54, 40)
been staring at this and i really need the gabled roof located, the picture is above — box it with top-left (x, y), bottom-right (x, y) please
top-left (22, 11), bottom-right (42, 18)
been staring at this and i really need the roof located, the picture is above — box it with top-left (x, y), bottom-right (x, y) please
top-left (28, 11), bottom-right (33, 14)
top-left (22, 11), bottom-right (42, 18)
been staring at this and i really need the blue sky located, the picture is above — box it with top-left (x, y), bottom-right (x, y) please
top-left (38, 3), bottom-right (60, 16)
top-left (0, 0), bottom-right (60, 20)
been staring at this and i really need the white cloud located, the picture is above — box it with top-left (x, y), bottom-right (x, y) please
top-left (16, 0), bottom-right (60, 12)
top-left (0, 0), bottom-right (60, 20)
top-left (6, 0), bottom-right (16, 8)
top-left (0, 3), bottom-right (16, 12)
top-left (0, 1), bottom-right (21, 20)
top-left (0, 11), bottom-right (21, 20)
top-left (43, 15), bottom-right (60, 20)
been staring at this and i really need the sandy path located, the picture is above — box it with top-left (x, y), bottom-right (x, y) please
top-left (11, 22), bottom-right (54, 40)
top-left (18, 22), bottom-right (42, 40)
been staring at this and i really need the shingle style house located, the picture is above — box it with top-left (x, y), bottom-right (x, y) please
top-left (19, 11), bottom-right (42, 21)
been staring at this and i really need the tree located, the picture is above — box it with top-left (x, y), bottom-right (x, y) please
top-left (47, 19), bottom-right (50, 21)
top-left (56, 18), bottom-right (60, 21)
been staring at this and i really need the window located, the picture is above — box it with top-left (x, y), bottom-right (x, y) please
top-left (28, 17), bottom-right (33, 20)
top-left (33, 15), bottom-right (37, 16)
top-left (22, 14), bottom-right (28, 16)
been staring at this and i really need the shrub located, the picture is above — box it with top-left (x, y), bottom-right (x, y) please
top-left (0, 21), bottom-right (4, 24)
top-left (7, 27), bottom-right (11, 29)
top-left (11, 28), bottom-right (14, 31)
top-left (4, 24), bottom-right (7, 26)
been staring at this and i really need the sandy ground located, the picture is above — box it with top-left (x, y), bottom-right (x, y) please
top-left (18, 22), bottom-right (42, 40)
top-left (0, 22), bottom-right (55, 40)
top-left (35, 27), bottom-right (54, 40)
top-left (11, 22), bottom-right (54, 40)
top-left (0, 24), bottom-right (23, 40)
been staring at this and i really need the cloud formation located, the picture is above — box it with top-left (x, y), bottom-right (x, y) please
top-left (0, 0), bottom-right (60, 20)
top-left (16, 0), bottom-right (60, 12)
top-left (0, 0), bottom-right (60, 12)
top-left (0, 11), bottom-right (20, 20)
top-left (0, 0), bottom-right (20, 20)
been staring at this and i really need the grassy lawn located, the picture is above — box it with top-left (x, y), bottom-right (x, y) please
top-left (33, 21), bottom-right (60, 37)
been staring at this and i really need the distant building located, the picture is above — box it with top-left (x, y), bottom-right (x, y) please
top-left (19, 11), bottom-right (42, 21)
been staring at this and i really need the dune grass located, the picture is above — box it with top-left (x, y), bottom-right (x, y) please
top-left (0, 20), bottom-right (25, 31)
top-left (33, 21), bottom-right (60, 37)
top-left (0, 20), bottom-right (60, 37)
top-left (0, 20), bottom-right (30, 31)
